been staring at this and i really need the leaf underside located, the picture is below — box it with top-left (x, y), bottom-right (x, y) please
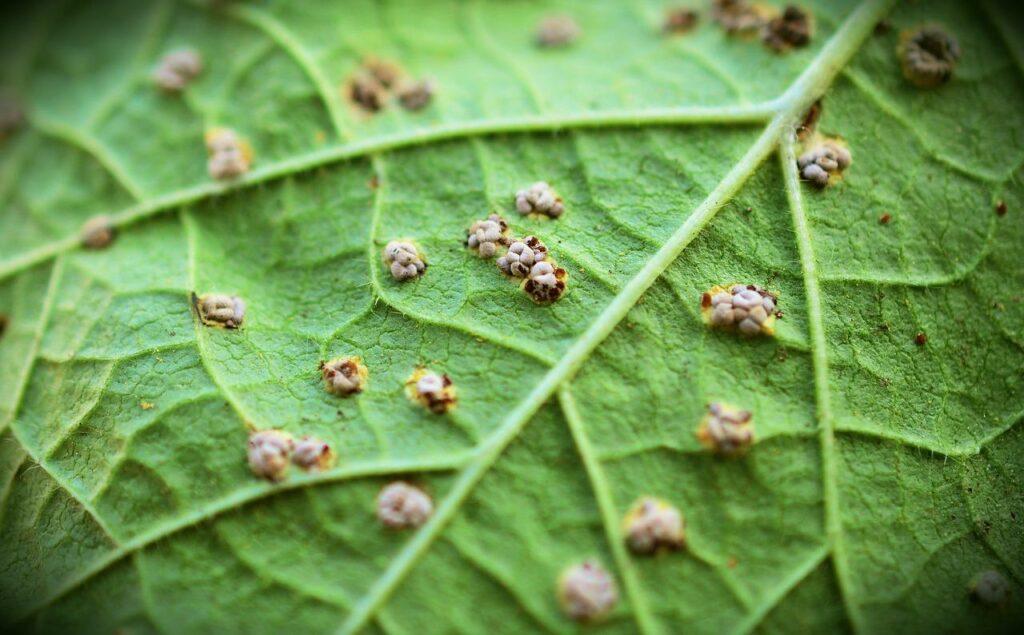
top-left (0, 1), bottom-right (1022, 634)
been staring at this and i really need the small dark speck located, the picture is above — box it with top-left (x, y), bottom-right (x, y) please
top-left (879, 212), bottom-right (891, 225)
top-left (169, 330), bottom-right (176, 336)
top-left (879, 323), bottom-right (890, 332)
top-left (873, 20), bottom-right (891, 35)
top-left (996, 200), bottom-right (1007, 216)
top-left (915, 332), bottom-right (927, 346)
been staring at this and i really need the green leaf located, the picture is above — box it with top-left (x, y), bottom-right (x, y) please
top-left (1, 0), bottom-right (1022, 633)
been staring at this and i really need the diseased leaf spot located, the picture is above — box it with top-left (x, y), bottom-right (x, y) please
top-left (406, 368), bottom-right (457, 414)
top-left (292, 436), bottom-right (335, 473)
top-left (697, 402), bottom-right (754, 456)
top-left (711, 0), bottom-right (768, 36)
top-left (466, 214), bottom-right (510, 259)
top-left (384, 240), bottom-right (426, 281)
top-left (702, 284), bottom-right (778, 336)
top-left (205, 128), bottom-right (252, 180)
top-left (348, 71), bottom-right (387, 113)
top-left (797, 137), bottom-right (852, 189)
top-left (377, 481), bottom-right (433, 529)
top-left (623, 497), bottom-right (686, 555)
top-left (763, 5), bottom-right (813, 52)
top-left (321, 356), bottom-right (368, 397)
top-left (152, 49), bottom-right (203, 93)
top-left (497, 235), bottom-right (548, 278)
top-left (396, 79), bottom-right (434, 112)
top-left (195, 293), bottom-right (245, 329)
top-left (557, 560), bottom-right (619, 622)
top-left (899, 25), bottom-right (960, 89)
top-left (363, 58), bottom-right (402, 89)
top-left (515, 181), bottom-right (565, 218)
top-left (523, 260), bottom-right (568, 304)
top-left (80, 215), bottom-right (115, 249)
top-left (969, 570), bottom-right (1009, 606)
top-left (535, 15), bottom-right (580, 48)
top-left (247, 429), bottom-right (294, 482)
top-left (663, 8), bottom-right (698, 35)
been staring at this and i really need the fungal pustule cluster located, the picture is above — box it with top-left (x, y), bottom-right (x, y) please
top-left (762, 6), bottom-right (812, 52)
top-left (697, 402), bottom-right (754, 455)
top-left (701, 284), bottom-right (778, 336)
top-left (797, 138), bottom-right (851, 188)
top-left (406, 368), bottom-right (457, 414)
top-left (80, 215), bottom-right (115, 249)
top-left (376, 481), bottom-right (433, 528)
top-left (523, 260), bottom-right (568, 304)
top-left (205, 127), bottom-right (252, 180)
top-left (712, 1), bottom-right (813, 52)
top-left (349, 58), bottom-right (434, 113)
top-left (153, 49), bottom-right (203, 92)
top-left (623, 497), bottom-right (685, 555)
top-left (247, 430), bottom-right (336, 481)
top-left (383, 240), bottom-right (426, 281)
top-left (899, 26), bottom-right (960, 88)
top-left (515, 181), bottom-right (564, 218)
top-left (466, 214), bottom-right (510, 258)
top-left (969, 570), bottom-right (1009, 606)
top-left (321, 356), bottom-right (368, 396)
top-left (496, 235), bottom-right (548, 278)
top-left (195, 293), bottom-right (245, 329)
top-left (535, 15), bottom-right (581, 48)
top-left (558, 560), bottom-right (619, 622)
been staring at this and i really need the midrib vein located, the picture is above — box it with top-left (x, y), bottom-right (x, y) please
top-left (336, 3), bottom-right (895, 632)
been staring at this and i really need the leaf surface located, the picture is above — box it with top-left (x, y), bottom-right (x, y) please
top-left (0, 1), bottom-right (1022, 633)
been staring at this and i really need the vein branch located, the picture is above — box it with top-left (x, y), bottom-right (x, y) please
top-left (558, 385), bottom-right (658, 635)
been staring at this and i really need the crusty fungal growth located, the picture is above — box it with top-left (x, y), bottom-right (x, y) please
top-left (797, 138), bottom-right (851, 189)
top-left (969, 570), bottom-right (1009, 606)
top-left (497, 235), bottom-right (548, 277)
top-left (396, 79), bottom-right (434, 111)
top-left (536, 15), bottom-right (580, 48)
top-left (196, 293), bottom-right (246, 328)
top-left (701, 284), bottom-right (778, 336)
top-left (711, 0), bottom-right (767, 35)
top-left (558, 560), bottom-right (619, 622)
top-left (0, 93), bottom-right (22, 139)
top-left (763, 5), bottom-right (812, 52)
top-left (899, 25), bottom-right (960, 88)
top-left (377, 481), bottom-right (433, 528)
top-left (152, 49), bottom-right (203, 92)
top-left (349, 72), bottom-right (386, 112)
top-left (80, 215), bottom-right (116, 249)
top-left (623, 497), bottom-right (685, 555)
top-left (364, 58), bottom-right (401, 89)
top-left (383, 240), bottom-right (426, 281)
top-left (663, 8), bottom-right (698, 34)
top-left (292, 436), bottom-right (335, 472)
top-left (321, 356), bottom-right (368, 396)
top-left (466, 214), bottom-right (510, 258)
top-left (515, 181), bottom-right (564, 218)
top-left (247, 429), bottom-right (294, 481)
top-left (524, 260), bottom-right (567, 304)
top-left (205, 128), bottom-right (252, 180)
top-left (697, 402), bottom-right (754, 455)
top-left (406, 368), bottom-right (457, 414)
